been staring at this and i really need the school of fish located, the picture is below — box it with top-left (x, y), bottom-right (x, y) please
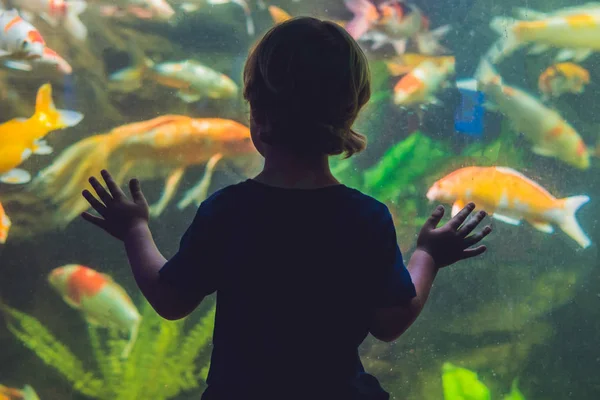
top-left (0, 3), bottom-right (596, 393)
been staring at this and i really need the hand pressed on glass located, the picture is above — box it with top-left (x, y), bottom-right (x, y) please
top-left (416, 203), bottom-right (492, 268)
top-left (81, 170), bottom-right (150, 241)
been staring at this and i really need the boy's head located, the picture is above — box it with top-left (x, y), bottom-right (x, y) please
top-left (243, 17), bottom-right (371, 159)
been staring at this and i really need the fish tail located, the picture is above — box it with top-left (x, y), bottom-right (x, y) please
top-left (489, 17), bottom-right (522, 60)
top-left (33, 83), bottom-right (84, 130)
top-left (109, 42), bottom-right (152, 87)
top-left (344, 0), bottom-right (375, 39)
top-left (558, 195), bottom-right (591, 248)
top-left (31, 134), bottom-right (112, 228)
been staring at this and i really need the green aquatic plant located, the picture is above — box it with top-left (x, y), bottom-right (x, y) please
top-left (503, 379), bottom-right (525, 400)
top-left (442, 362), bottom-right (491, 400)
top-left (2, 300), bottom-right (215, 399)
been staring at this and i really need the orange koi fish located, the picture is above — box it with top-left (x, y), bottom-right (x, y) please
top-left (393, 57), bottom-right (455, 106)
top-left (426, 166), bottom-right (591, 248)
top-left (345, 0), bottom-right (450, 54)
top-left (0, 384), bottom-right (39, 400)
top-left (0, 10), bottom-right (45, 60)
top-left (0, 202), bottom-right (11, 244)
top-left (538, 62), bottom-right (590, 100)
top-left (386, 53), bottom-right (455, 76)
top-left (0, 83), bottom-right (83, 184)
top-left (48, 264), bottom-right (141, 358)
top-left (490, 5), bottom-right (600, 62)
top-left (33, 116), bottom-right (256, 226)
top-left (458, 61), bottom-right (590, 169)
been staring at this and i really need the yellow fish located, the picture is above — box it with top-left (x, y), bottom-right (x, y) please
top-left (490, 5), bottom-right (600, 62)
top-left (0, 83), bottom-right (83, 184)
top-left (0, 202), bottom-right (11, 244)
top-left (538, 62), bottom-right (590, 99)
top-left (426, 166), bottom-right (591, 248)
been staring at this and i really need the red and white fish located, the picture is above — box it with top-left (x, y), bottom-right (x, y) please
top-left (11, 0), bottom-right (88, 41)
top-left (48, 264), bottom-right (141, 358)
top-left (393, 57), bottom-right (455, 106)
top-left (0, 10), bottom-right (46, 60)
top-left (458, 61), bottom-right (590, 169)
top-left (426, 166), bottom-right (592, 248)
top-left (0, 202), bottom-right (11, 244)
top-left (344, 0), bottom-right (450, 54)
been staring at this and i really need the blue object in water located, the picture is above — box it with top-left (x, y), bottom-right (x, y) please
top-left (454, 86), bottom-right (485, 138)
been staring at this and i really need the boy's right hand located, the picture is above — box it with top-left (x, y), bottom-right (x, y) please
top-left (416, 203), bottom-right (492, 268)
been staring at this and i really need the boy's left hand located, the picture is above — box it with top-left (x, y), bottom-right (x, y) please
top-left (81, 170), bottom-right (150, 241)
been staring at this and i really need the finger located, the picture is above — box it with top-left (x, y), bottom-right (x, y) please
top-left (81, 211), bottom-right (108, 230)
top-left (101, 170), bottom-right (126, 200)
top-left (462, 245), bottom-right (487, 259)
top-left (448, 203), bottom-right (476, 230)
top-left (423, 205), bottom-right (445, 230)
top-left (129, 178), bottom-right (148, 206)
top-left (463, 225), bottom-right (493, 247)
top-left (458, 210), bottom-right (487, 237)
top-left (82, 190), bottom-right (107, 217)
top-left (89, 176), bottom-right (113, 205)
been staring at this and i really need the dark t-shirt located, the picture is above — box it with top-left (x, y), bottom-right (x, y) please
top-left (159, 179), bottom-right (417, 400)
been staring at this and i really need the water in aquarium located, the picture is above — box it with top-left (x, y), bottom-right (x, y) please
top-left (0, 0), bottom-right (598, 398)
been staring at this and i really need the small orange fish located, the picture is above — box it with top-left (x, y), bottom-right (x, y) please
top-left (268, 5), bottom-right (292, 24)
top-left (426, 166), bottom-right (591, 248)
top-left (0, 202), bottom-right (11, 244)
top-left (386, 54), bottom-right (455, 76)
top-left (538, 62), bottom-right (590, 99)
top-left (48, 264), bottom-right (141, 358)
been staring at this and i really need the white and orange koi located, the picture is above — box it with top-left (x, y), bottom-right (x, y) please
top-left (427, 166), bottom-right (591, 248)
top-left (490, 6), bottom-right (600, 62)
top-left (37, 47), bottom-right (73, 74)
top-left (48, 264), bottom-right (141, 358)
top-left (0, 202), bottom-right (11, 244)
top-left (344, 0), bottom-right (450, 54)
top-left (12, 0), bottom-right (88, 41)
top-left (0, 83), bottom-right (83, 184)
top-left (458, 61), bottom-right (590, 169)
top-left (0, 10), bottom-right (46, 60)
top-left (538, 62), bottom-right (590, 100)
top-left (0, 384), bottom-right (40, 400)
top-left (393, 57), bottom-right (455, 106)
top-left (33, 116), bottom-right (257, 225)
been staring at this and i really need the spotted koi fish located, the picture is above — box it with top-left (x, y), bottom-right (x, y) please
top-left (393, 57), bottom-right (455, 106)
top-left (48, 264), bottom-right (141, 358)
top-left (427, 166), bottom-right (591, 248)
top-left (0, 9), bottom-right (46, 60)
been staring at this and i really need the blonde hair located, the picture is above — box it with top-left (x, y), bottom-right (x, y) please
top-left (243, 17), bottom-right (371, 158)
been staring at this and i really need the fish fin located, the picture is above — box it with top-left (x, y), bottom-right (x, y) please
top-left (62, 295), bottom-right (81, 309)
top-left (0, 169), bottom-right (31, 184)
top-left (475, 58), bottom-right (501, 87)
top-left (514, 7), bottom-right (547, 20)
top-left (344, 0), bottom-right (376, 39)
top-left (3, 60), bottom-right (33, 71)
top-left (528, 44), bottom-right (550, 55)
top-left (529, 220), bottom-right (554, 233)
top-left (21, 385), bottom-right (40, 400)
top-left (121, 320), bottom-right (140, 359)
top-left (558, 195), bottom-right (591, 248)
top-left (451, 201), bottom-right (465, 217)
top-left (33, 139), bottom-right (53, 155)
top-left (149, 167), bottom-right (186, 217)
top-left (180, 3), bottom-right (200, 12)
top-left (415, 25), bottom-right (452, 55)
top-left (492, 213), bottom-right (522, 225)
top-left (40, 11), bottom-right (59, 26)
top-left (489, 17), bottom-right (522, 58)
top-left (177, 153), bottom-right (223, 210)
top-left (57, 109), bottom-right (84, 127)
top-left (456, 78), bottom-right (479, 92)
top-left (555, 49), bottom-right (581, 62)
top-left (572, 49), bottom-right (592, 62)
top-left (176, 90), bottom-right (202, 103)
top-left (34, 84), bottom-right (83, 128)
top-left (109, 66), bottom-right (145, 85)
top-left (64, 1), bottom-right (88, 41)
top-left (531, 145), bottom-right (554, 157)
top-left (268, 5), bottom-right (292, 24)
top-left (392, 39), bottom-right (408, 55)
